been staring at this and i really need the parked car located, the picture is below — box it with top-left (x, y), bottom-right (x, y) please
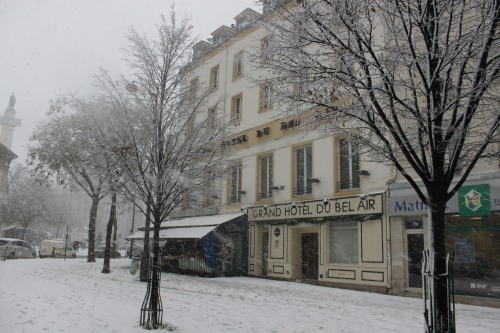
top-left (39, 239), bottom-right (76, 258)
top-left (94, 245), bottom-right (121, 259)
top-left (0, 238), bottom-right (36, 259)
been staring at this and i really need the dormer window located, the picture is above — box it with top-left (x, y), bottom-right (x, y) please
top-left (211, 25), bottom-right (236, 46)
top-left (192, 40), bottom-right (212, 60)
top-left (234, 8), bottom-right (262, 31)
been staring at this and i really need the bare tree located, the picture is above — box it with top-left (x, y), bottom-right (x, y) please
top-left (254, 1), bottom-right (500, 331)
top-left (0, 163), bottom-right (59, 240)
top-left (28, 97), bottom-right (110, 262)
top-left (95, 10), bottom-right (234, 329)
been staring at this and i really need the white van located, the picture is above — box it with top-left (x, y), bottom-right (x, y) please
top-left (39, 239), bottom-right (76, 258)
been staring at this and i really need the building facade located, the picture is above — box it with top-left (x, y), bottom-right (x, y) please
top-left (182, 3), bottom-right (500, 305)
top-left (186, 6), bottom-right (393, 292)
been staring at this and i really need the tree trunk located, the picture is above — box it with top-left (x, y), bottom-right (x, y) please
top-left (102, 192), bottom-right (117, 274)
top-left (150, 205), bottom-right (162, 327)
top-left (140, 204), bottom-right (152, 282)
top-left (87, 194), bottom-right (100, 263)
top-left (428, 189), bottom-right (451, 332)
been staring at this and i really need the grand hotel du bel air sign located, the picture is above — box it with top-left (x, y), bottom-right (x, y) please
top-left (248, 194), bottom-right (383, 222)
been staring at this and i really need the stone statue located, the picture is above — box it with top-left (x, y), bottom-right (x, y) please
top-left (8, 93), bottom-right (16, 107)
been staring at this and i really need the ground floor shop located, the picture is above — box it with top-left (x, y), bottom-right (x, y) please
top-left (127, 212), bottom-right (248, 277)
top-left (247, 194), bottom-right (389, 292)
top-left (388, 173), bottom-right (500, 300)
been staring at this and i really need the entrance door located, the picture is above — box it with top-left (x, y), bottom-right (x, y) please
top-left (262, 231), bottom-right (269, 276)
top-left (302, 233), bottom-right (318, 280)
top-left (407, 233), bottom-right (424, 288)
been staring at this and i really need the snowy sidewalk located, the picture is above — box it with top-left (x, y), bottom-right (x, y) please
top-left (1, 258), bottom-right (499, 333)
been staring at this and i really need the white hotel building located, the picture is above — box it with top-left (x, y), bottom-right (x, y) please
top-left (179, 3), bottom-right (500, 305)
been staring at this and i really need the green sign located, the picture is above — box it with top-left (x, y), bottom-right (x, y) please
top-left (458, 184), bottom-right (491, 217)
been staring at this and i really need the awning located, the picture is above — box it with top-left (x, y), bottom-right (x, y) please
top-left (125, 212), bottom-right (244, 240)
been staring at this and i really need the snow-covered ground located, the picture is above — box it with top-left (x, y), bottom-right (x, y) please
top-left (0, 258), bottom-right (499, 333)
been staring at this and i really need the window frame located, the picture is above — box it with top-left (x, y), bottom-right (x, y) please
top-left (294, 144), bottom-right (313, 196)
top-left (260, 35), bottom-right (273, 63)
top-left (258, 154), bottom-right (274, 200)
top-left (233, 51), bottom-right (244, 79)
top-left (260, 83), bottom-right (273, 111)
top-left (229, 162), bottom-right (242, 204)
top-left (330, 221), bottom-right (359, 265)
top-left (231, 93), bottom-right (243, 121)
top-left (338, 138), bottom-right (360, 191)
top-left (207, 106), bottom-right (217, 131)
top-left (210, 65), bottom-right (219, 90)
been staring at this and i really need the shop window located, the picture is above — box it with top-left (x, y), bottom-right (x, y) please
top-left (330, 221), bottom-right (359, 264)
top-left (338, 138), bottom-right (360, 190)
top-left (405, 218), bottom-right (423, 229)
top-left (294, 145), bottom-right (312, 196)
top-left (445, 214), bottom-right (500, 298)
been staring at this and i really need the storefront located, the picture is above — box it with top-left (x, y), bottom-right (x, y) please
top-left (247, 194), bottom-right (389, 292)
top-left (127, 213), bottom-right (248, 277)
top-left (388, 172), bottom-right (500, 299)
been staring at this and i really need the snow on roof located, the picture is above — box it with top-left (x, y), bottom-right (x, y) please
top-left (160, 212), bottom-right (244, 228)
top-left (127, 226), bottom-right (218, 240)
top-left (126, 213), bottom-right (245, 240)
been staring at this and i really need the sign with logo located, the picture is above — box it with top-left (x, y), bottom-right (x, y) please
top-left (458, 184), bottom-right (491, 217)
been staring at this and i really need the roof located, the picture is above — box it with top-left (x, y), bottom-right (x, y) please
top-left (234, 8), bottom-right (261, 20)
top-left (126, 213), bottom-right (245, 240)
top-left (0, 143), bottom-right (17, 160)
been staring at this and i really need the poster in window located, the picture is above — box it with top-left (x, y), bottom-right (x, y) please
top-left (454, 237), bottom-right (474, 263)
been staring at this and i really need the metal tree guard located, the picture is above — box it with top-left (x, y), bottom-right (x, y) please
top-left (422, 250), bottom-right (456, 333)
top-left (140, 255), bottom-right (163, 328)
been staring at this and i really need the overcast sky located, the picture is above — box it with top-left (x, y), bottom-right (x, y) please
top-left (0, 0), bottom-right (260, 163)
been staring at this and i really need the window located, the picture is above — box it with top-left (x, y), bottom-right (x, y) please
top-left (295, 145), bottom-right (312, 196)
top-left (260, 35), bottom-right (273, 63)
top-left (260, 83), bottom-right (273, 111)
top-left (210, 65), bottom-right (219, 90)
top-left (259, 154), bottom-right (273, 199)
top-left (231, 94), bottom-right (242, 121)
top-left (294, 67), bottom-right (309, 97)
top-left (330, 221), bottom-right (358, 264)
top-left (203, 174), bottom-right (216, 207)
top-left (233, 51), bottom-right (244, 79)
top-left (188, 77), bottom-right (199, 101)
top-left (207, 106), bottom-right (217, 131)
top-left (185, 114), bottom-right (195, 136)
top-left (230, 163), bottom-right (242, 204)
top-left (338, 138), bottom-right (360, 190)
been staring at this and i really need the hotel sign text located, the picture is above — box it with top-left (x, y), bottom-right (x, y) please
top-left (248, 194), bottom-right (383, 222)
